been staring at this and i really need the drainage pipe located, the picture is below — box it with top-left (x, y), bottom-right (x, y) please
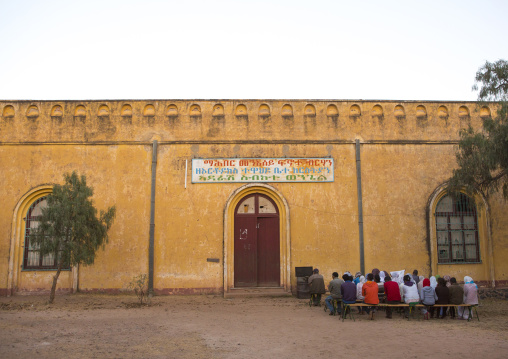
top-left (355, 139), bottom-right (365, 274)
top-left (148, 140), bottom-right (158, 295)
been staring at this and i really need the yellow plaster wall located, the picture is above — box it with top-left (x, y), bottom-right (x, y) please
top-left (0, 100), bottom-right (490, 144)
top-left (0, 144), bottom-right (151, 293)
top-left (1, 99), bottom-right (507, 295)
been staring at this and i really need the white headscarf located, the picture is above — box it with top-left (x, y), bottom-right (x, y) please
top-left (390, 270), bottom-right (405, 285)
top-left (464, 276), bottom-right (478, 289)
top-left (379, 271), bottom-right (386, 282)
top-left (430, 276), bottom-right (437, 289)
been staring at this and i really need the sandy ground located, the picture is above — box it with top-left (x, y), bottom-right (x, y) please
top-left (1, 293), bottom-right (508, 359)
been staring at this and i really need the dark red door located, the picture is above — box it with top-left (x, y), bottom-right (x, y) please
top-left (257, 217), bottom-right (280, 286)
top-left (234, 216), bottom-right (257, 287)
top-left (234, 194), bottom-right (280, 287)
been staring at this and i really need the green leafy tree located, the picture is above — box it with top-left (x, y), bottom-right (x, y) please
top-left (31, 172), bottom-right (116, 303)
top-left (448, 60), bottom-right (508, 200)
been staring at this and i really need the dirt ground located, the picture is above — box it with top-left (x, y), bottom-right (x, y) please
top-left (1, 293), bottom-right (508, 359)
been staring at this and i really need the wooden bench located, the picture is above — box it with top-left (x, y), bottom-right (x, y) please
top-left (427, 304), bottom-right (479, 321)
top-left (340, 302), bottom-right (478, 322)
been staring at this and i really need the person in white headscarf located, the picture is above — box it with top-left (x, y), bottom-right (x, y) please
top-left (379, 271), bottom-right (386, 283)
top-left (429, 276), bottom-right (438, 289)
top-left (457, 276), bottom-right (479, 319)
top-left (390, 270), bottom-right (404, 285)
top-left (356, 275), bottom-right (366, 314)
top-left (390, 270), bottom-right (405, 299)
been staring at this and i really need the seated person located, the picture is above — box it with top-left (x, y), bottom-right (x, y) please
top-left (362, 273), bottom-right (379, 320)
top-left (375, 273), bottom-right (385, 303)
top-left (308, 268), bottom-right (326, 306)
top-left (458, 276), bottom-right (478, 320)
top-left (403, 274), bottom-right (420, 318)
top-left (340, 274), bottom-right (357, 314)
top-left (434, 277), bottom-right (450, 319)
top-left (420, 278), bottom-right (437, 319)
top-left (356, 275), bottom-right (366, 314)
top-left (383, 275), bottom-right (401, 319)
top-left (325, 272), bottom-right (343, 315)
top-left (448, 277), bottom-right (464, 319)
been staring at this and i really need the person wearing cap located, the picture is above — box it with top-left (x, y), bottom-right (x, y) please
top-left (308, 268), bottom-right (326, 306)
top-left (340, 274), bottom-right (357, 315)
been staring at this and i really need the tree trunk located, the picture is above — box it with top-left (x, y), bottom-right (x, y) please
top-left (49, 261), bottom-right (63, 304)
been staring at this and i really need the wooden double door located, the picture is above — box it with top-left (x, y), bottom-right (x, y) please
top-left (234, 194), bottom-right (280, 287)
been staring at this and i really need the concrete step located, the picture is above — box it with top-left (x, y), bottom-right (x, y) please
top-left (224, 287), bottom-right (292, 298)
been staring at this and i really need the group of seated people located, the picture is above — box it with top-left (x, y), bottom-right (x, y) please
top-left (308, 268), bottom-right (479, 320)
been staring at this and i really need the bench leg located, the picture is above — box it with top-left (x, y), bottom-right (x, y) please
top-left (348, 304), bottom-right (355, 322)
top-left (341, 303), bottom-right (355, 322)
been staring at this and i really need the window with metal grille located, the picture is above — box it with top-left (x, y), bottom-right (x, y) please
top-left (23, 197), bottom-right (68, 270)
top-left (435, 193), bottom-right (480, 263)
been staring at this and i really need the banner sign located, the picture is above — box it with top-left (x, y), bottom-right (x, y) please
top-left (192, 158), bottom-right (334, 183)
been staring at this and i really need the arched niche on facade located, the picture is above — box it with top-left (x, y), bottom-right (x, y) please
top-left (166, 104), bottom-right (178, 125)
top-left (98, 104), bottom-right (110, 117)
top-left (371, 105), bottom-right (383, 116)
top-left (349, 104), bottom-right (361, 119)
top-left (235, 104), bottom-right (248, 124)
top-left (213, 104), bottom-right (225, 117)
top-left (326, 104), bottom-right (339, 128)
top-left (394, 105), bottom-right (405, 120)
top-left (459, 106), bottom-right (470, 118)
top-left (3, 105), bottom-right (15, 118)
top-left (144, 104), bottom-right (155, 117)
top-left (258, 104), bottom-right (271, 118)
top-left (371, 105), bottom-right (384, 124)
top-left (235, 104), bottom-right (247, 117)
top-left (166, 104), bottom-right (178, 117)
top-left (416, 105), bottom-right (427, 118)
top-left (26, 105), bottom-right (39, 119)
top-left (74, 105), bottom-right (86, 118)
top-left (326, 104), bottom-right (338, 117)
top-left (281, 104), bottom-right (293, 117)
top-left (304, 104), bottom-right (316, 117)
top-left (480, 106), bottom-right (491, 118)
top-left (121, 104), bottom-right (133, 117)
top-left (438, 105), bottom-right (449, 120)
top-left (51, 105), bottom-right (63, 118)
top-left (190, 104), bottom-right (201, 116)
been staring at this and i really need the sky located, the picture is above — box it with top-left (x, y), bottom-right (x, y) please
top-left (0, 0), bottom-right (507, 101)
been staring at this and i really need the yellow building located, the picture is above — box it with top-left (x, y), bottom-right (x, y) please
top-left (1, 100), bottom-right (506, 296)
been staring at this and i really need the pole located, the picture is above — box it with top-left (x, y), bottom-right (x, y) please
top-left (355, 139), bottom-right (365, 274)
top-left (148, 140), bottom-right (158, 295)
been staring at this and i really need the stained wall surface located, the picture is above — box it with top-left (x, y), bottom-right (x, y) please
top-left (0, 100), bottom-right (506, 296)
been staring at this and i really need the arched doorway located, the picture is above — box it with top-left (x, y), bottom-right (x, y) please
top-left (234, 193), bottom-right (280, 287)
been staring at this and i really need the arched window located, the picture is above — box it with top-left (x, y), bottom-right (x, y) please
top-left (23, 197), bottom-right (67, 270)
top-left (435, 193), bottom-right (480, 263)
